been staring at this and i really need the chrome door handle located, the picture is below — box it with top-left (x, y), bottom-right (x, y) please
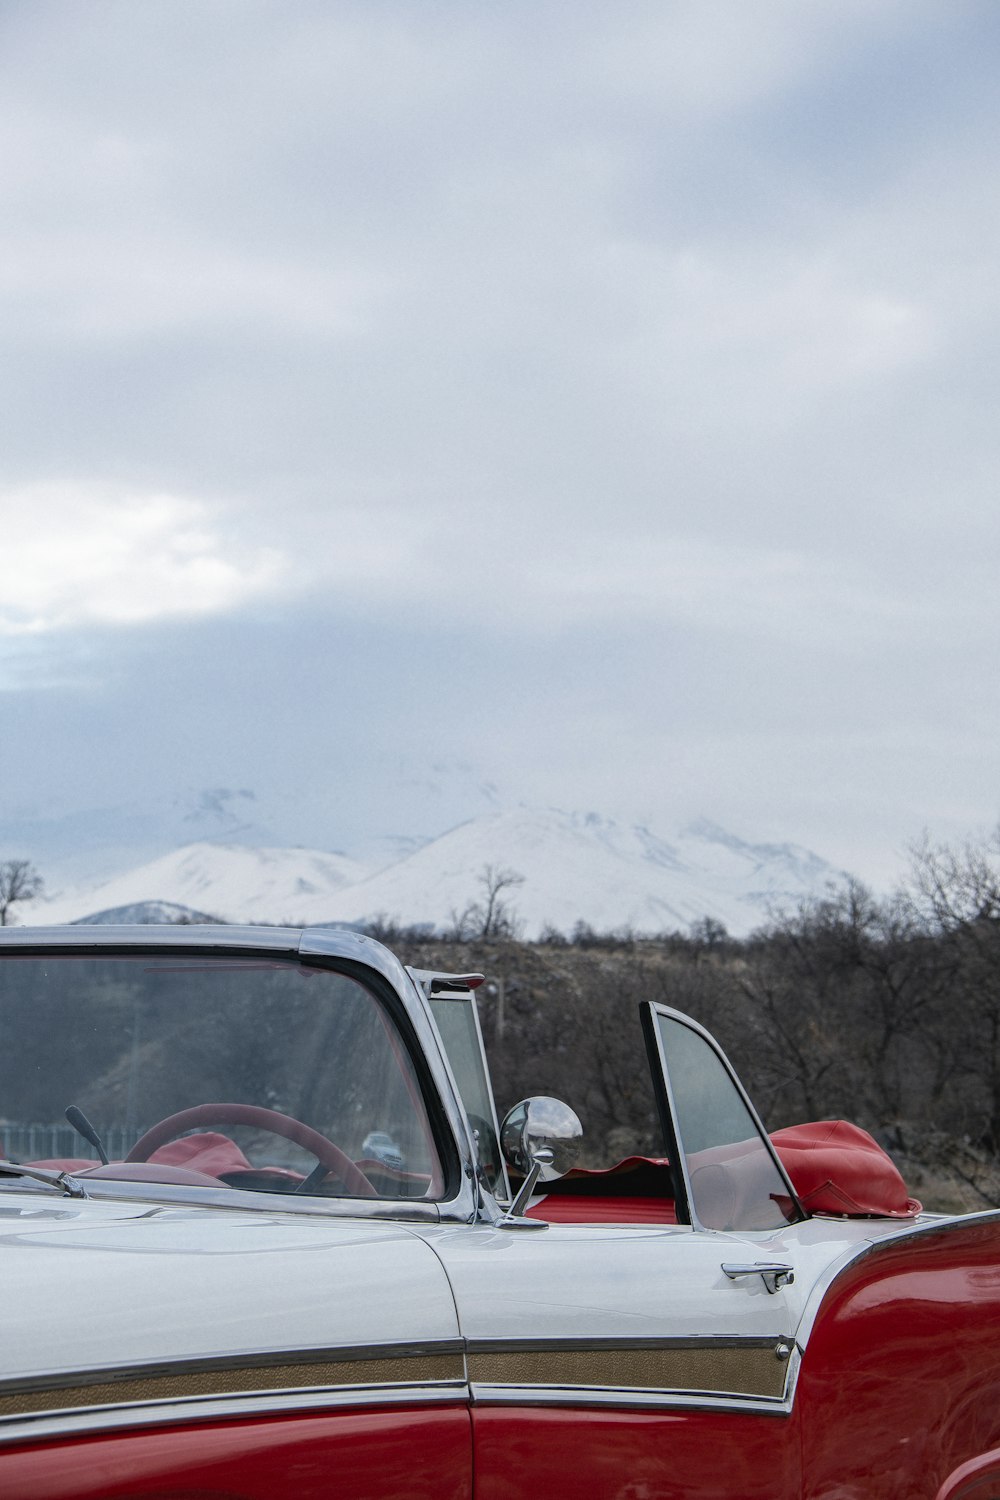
top-left (722, 1261), bottom-right (795, 1294)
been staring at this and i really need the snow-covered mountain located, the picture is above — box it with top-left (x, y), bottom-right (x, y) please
top-left (29, 809), bottom-right (843, 937)
top-left (73, 900), bottom-right (219, 926)
top-left (36, 842), bottom-right (367, 927)
top-left (308, 809), bottom-right (840, 936)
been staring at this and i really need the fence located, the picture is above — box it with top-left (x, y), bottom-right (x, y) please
top-left (1, 1122), bottom-right (142, 1162)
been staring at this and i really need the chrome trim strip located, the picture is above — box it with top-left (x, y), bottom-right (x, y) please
top-left (0, 925), bottom-right (306, 953)
top-left (0, 1385), bottom-right (468, 1447)
top-left (61, 1175), bottom-right (446, 1222)
top-left (466, 1335), bottom-right (784, 1351)
top-left (0, 1342), bottom-right (466, 1420)
top-left (468, 1385), bottom-right (794, 1415)
top-left (0, 1380), bottom-right (794, 1450)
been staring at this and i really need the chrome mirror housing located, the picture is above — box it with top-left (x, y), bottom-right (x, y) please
top-left (500, 1096), bottom-right (583, 1188)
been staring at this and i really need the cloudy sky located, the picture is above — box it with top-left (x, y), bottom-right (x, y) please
top-left (1, 0), bottom-right (998, 890)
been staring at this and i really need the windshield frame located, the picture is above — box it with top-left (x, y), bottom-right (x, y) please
top-left (0, 925), bottom-right (479, 1224)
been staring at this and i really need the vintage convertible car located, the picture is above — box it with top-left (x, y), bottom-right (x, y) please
top-left (0, 924), bottom-right (998, 1499)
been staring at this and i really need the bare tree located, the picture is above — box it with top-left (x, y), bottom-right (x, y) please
top-left (0, 859), bottom-right (43, 926)
top-left (446, 866), bottom-right (525, 941)
top-left (902, 830), bottom-right (1000, 1150)
top-left (474, 865), bottom-right (525, 940)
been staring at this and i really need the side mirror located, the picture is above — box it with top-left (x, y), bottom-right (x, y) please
top-left (500, 1096), bottom-right (582, 1216)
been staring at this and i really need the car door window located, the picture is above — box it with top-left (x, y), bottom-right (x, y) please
top-left (643, 1003), bottom-right (802, 1232)
top-left (429, 991), bottom-right (508, 1199)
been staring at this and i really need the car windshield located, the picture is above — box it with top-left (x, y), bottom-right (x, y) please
top-left (0, 952), bottom-right (443, 1201)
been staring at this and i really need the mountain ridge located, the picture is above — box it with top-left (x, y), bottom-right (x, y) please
top-left (28, 806), bottom-right (845, 937)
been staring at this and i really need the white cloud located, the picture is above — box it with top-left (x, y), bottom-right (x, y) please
top-left (0, 0), bottom-right (996, 887)
top-left (0, 484), bottom-right (464, 647)
top-left (0, 487), bottom-right (288, 634)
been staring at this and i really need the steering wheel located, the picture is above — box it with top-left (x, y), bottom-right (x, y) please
top-left (126, 1103), bottom-right (377, 1198)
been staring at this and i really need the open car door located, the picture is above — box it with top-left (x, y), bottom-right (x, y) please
top-left (442, 1004), bottom-right (812, 1500)
top-left (640, 1001), bottom-right (806, 1237)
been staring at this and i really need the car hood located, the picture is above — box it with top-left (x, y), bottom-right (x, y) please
top-left (0, 1189), bottom-right (460, 1385)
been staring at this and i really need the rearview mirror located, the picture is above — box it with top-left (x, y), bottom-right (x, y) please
top-left (500, 1096), bottom-right (582, 1184)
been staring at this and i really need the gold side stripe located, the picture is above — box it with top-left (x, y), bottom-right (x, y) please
top-left (0, 1355), bottom-right (465, 1419)
top-left (0, 1341), bottom-right (790, 1420)
top-left (467, 1346), bottom-right (788, 1399)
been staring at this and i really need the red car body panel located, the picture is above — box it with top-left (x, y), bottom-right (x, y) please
top-left (0, 1407), bottom-right (473, 1500)
top-left (797, 1216), bottom-right (1000, 1500)
top-left (472, 1406), bottom-right (800, 1500)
